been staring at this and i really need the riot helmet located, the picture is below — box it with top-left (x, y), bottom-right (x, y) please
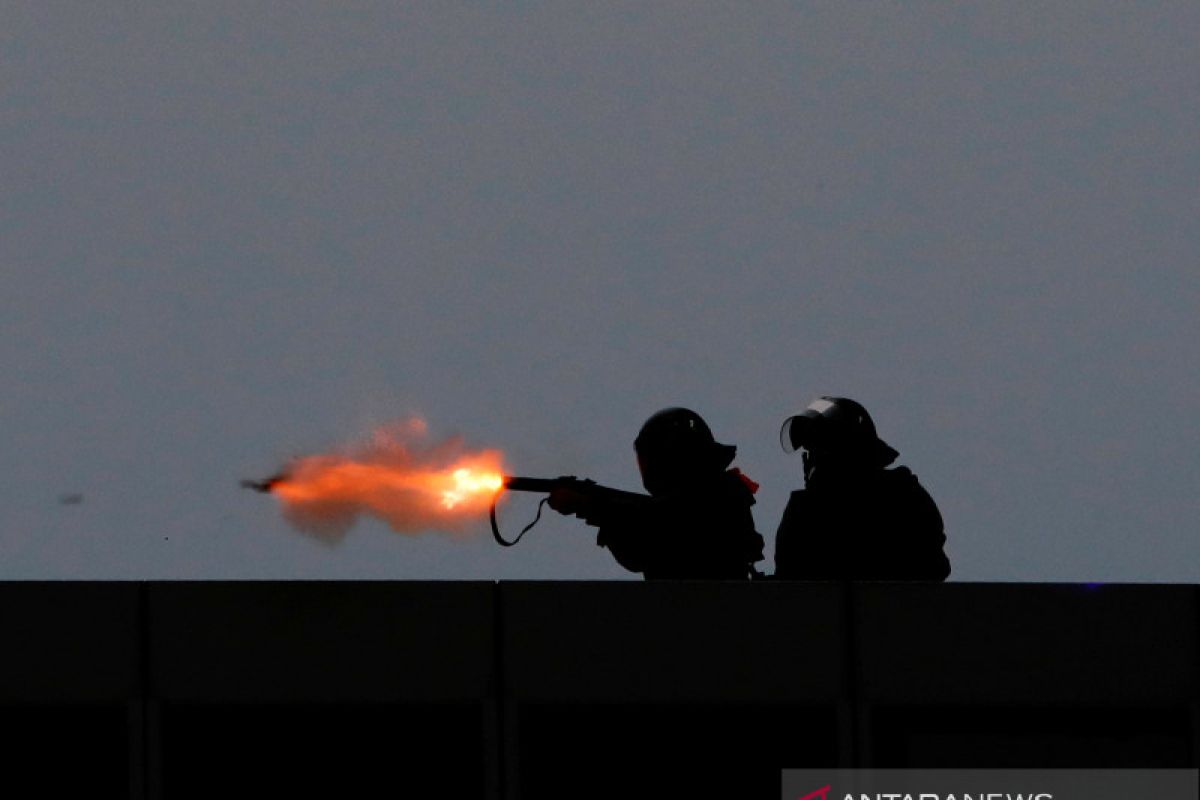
top-left (779, 397), bottom-right (899, 468)
top-left (635, 407), bottom-right (736, 494)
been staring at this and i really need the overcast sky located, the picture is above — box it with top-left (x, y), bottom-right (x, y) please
top-left (2, 3), bottom-right (1197, 581)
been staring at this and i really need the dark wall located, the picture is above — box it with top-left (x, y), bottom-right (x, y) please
top-left (0, 582), bottom-right (1195, 799)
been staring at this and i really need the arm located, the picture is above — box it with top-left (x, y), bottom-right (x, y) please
top-left (887, 470), bottom-right (950, 581)
top-left (908, 481), bottom-right (951, 580)
top-left (773, 490), bottom-right (840, 580)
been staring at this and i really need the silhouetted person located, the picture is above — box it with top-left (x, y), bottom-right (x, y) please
top-left (547, 407), bottom-right (765, 579)
top-left (773, 397), bottom-right (950, 580)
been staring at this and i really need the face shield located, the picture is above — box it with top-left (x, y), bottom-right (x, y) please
top-left (779, 398), bottom-right (838, 453)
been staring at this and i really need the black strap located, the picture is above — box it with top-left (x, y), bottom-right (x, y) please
top-left (490, 493), bottom-right (549, 547)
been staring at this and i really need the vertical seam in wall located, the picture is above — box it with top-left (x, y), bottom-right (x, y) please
top-left (842, 580), bottom-right (863, 767)
top-left (137, 580), bottom-right (151, 800)
top-left (493, 580), bottom-right (508, 798)
top-left (1194, 585), bottom-right (1200, 768)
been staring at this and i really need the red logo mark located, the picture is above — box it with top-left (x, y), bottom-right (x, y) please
top-left (798, 785), bottom-right (831, 800)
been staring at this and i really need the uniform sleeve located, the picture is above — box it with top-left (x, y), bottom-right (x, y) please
top-left (899, 475), bottom-right (951, 581)
top-left (773, 491), bottom-right (841, 580)
top-left (596, 477), bottom-right (761, 579)
top-left (772, 493), bottom-right (805, 579)
top-left (594, 502), bottom-right (664, 575)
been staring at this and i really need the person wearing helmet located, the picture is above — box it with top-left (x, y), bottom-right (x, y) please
top-left (547, 407), bottom-right (765, 579)
top-left (773, 397), bottom-right (950, 580)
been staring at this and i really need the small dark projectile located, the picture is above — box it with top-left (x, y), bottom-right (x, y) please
top-left (240, 475), bottom-right (284, 493)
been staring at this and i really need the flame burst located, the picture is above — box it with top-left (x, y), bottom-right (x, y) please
top-left (261, 419), bottom-right (505, 541)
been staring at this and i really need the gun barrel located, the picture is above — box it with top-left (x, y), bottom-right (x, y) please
top-left (502, 476), bottom-right (561, 493)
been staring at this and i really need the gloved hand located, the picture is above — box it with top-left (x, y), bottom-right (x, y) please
top-left (547, 487), bottom-right (593, 518)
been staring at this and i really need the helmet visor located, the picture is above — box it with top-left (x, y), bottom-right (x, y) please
top-left (779, 414), bottom-right (817, 453)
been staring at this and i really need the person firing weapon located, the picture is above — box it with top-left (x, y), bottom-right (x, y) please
top-left (495, 408), bottom-right (765, 580)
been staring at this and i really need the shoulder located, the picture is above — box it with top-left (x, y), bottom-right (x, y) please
top-left (880, 466), bottom-right (943, 522)
top-left (883, 465), bottom-right (916, 482)
top-left (879, 466), bottom-right (924, 492)
top-left (714, 469), bottom-right (759, 506)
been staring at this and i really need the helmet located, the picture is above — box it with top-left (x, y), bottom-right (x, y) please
top-left (635, 407), bottom-right (737, 493)
top-left (779, 396), bottom-right (898, 466)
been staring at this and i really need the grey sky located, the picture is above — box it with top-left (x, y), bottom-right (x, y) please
top-left (2, 3), bottom-right (1197, 580)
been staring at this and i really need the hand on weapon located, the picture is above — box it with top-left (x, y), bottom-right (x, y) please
top-left (547, 486), bottom-right (594, 518)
